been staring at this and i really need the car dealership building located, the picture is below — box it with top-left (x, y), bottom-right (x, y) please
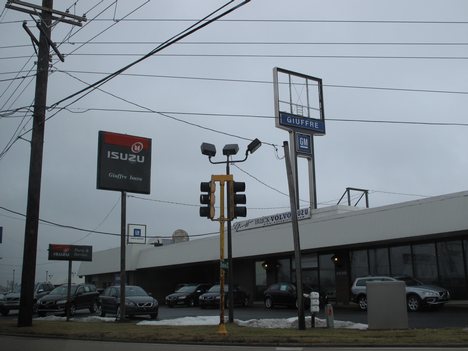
top-left (78, 190), bottom-right (468, 303)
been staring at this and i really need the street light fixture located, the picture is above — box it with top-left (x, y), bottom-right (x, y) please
top-left (200, 138), bottom-right (261, 323)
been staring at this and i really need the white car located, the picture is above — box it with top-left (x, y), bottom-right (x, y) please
top-left (350, 275), bottom-right (450, 312)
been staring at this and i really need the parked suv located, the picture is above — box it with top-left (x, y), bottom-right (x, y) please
top-left (36, 283), bottom-right (99, 317)
top-left (350, 275), bottom-right (450, 312)
top-left (0, 282), bottom-right (54, 316)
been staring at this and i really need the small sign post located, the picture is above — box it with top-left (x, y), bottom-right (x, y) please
top-left (48, 244), bottom-right (92, 321)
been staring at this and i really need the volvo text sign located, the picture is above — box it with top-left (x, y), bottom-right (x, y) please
top-left (97, 131), bottom-right (152, 194)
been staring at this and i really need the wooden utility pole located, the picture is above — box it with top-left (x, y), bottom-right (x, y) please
top-left (17, 0), bottom-right (53, 328)
top-left (5, 0), bottom-right (86, 327)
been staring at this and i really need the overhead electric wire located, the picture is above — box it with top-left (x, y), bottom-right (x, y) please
top-left (52, 69), bottom-right (468, 96)
top-left (28, 40), bottom-right (468, 46)
top-left (0, 205), bottom-right (218, 239)
top-left (49, 0), bottom-right (251, 109)
top-left (80, 18), bottom-right (468, 25)
top-left (4, 53), bottom-right (468, 60)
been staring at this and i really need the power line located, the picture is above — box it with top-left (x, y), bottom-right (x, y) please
top-left (72, 18), bottom-right (468, 25)
top-left (5, 53), bottom-right (468, 60)
top-left (18, 40), bottom-right (468, 46)
top-left (51, 69), bottom-right (468, 96)
top-left (49, 0), bottom-right (252, 109)
top-left (0, 205), bottom-right (218, 239)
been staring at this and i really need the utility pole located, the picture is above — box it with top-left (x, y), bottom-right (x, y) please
top-left (4, 0), bottom-right (86, 327)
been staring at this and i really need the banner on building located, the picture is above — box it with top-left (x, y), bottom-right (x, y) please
top-left (233, 208), bottom-right (311, 232)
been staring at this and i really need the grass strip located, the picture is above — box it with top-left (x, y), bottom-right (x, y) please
top-left (0, 320), bottom-right (467, 346)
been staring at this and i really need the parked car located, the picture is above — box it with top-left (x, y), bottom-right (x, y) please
top-left (98, 285), bottom-right (158, 319)
top-left (165, 283), bottom-right (211, 307)
top-left (198, 284), bottom-right (249, 308)
top-left (350, 275), bottom-right (450, 312)
top-left (263, 282), bottom-right (324, 309)
top-left (36, 283), bottom-right (99, 317)
top-left (0, 282), bottom-right (54, 316)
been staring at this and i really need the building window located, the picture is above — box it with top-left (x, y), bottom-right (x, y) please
top-left (412, 243), bottom-right (438, 284)
top-left (369, 248), bottom-right (390, 275)
top-left (437, 240), bottom-right (467, 299)
top-left (350, 249), bottom-right (369, 281)
top-left (277, 258), bottom-right (291, 282)
top-left (319, 253), bottom-right (336, 299)
top-left (389, 245), bottom-right (413, 276)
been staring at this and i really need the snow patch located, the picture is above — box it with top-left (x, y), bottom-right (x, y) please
top-left (138, 315), bottom-right (368, 329)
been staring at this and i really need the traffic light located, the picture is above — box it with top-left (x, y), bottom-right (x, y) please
top-left (229, 181), bottom-right (246, 219)
top-left (200, 181), bottom-right (216, 219)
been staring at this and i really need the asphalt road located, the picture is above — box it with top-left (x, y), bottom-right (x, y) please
top-left (159, 303), bottom-right (468, 329)
top-left (0, 336), bottom-right (468, 351)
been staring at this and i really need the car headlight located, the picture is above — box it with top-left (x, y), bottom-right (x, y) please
top-left (422, 291), bottom-right (438, 297)
top-left (178, 295), bottom-right (186, 300)
top-left (125, 301), bottom-right (135, 307)
top-left (57, 299), bottom-right (67, 305)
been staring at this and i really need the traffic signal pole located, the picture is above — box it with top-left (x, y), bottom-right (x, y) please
top-left (226, 159), bottom-right (234, 324)
top-left (206, 174), bottom-right (233, 335)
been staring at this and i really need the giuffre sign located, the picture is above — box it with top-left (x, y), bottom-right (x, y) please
top-left (48, 244), bottom-right (92, 261)
top-left (97, 131), bottom-right (152, 194)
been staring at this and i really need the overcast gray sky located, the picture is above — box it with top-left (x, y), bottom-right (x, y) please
top-left (1, 0), bottom-right (468, 286)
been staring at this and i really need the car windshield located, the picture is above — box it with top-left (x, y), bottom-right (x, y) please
top-left (396, 276), bottom-right (423, 286)
top-left (115, 286), bottom-right (148, 296)
top-left (50, 285), bottom-right (77, 295)
top-left (207, 285), bottom-right (231, 293)
top-left (175, 285), bottom-right (197, 293)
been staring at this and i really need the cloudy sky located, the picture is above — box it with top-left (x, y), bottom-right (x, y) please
top-left (1, 0), bottom-right (468, 286)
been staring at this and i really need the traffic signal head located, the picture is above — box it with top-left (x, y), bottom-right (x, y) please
top-left (229, 181), bottom-right (247, 219)
top-left (200, 181), bottom-right (216, 219)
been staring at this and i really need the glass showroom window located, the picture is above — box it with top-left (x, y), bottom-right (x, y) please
top-left (437, 240), bottom-right (467, 299)
top-left (389, 245), bottom-right (413, 276)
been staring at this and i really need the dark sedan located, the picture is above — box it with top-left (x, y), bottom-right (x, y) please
top-left (198, 284), bottom-right (249, 308)
top-left (165, 283), bottom-right (211, 307)
top-left (263, 282), bottom-right (324, 309)
top-left (98, 285), bottom-right (158, 320)
top-left (36, 283), bottom-right (99, 317)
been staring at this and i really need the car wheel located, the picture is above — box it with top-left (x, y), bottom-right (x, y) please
top-left (69, 304), bottom-right (77, 316)
top-left (358, 295), bottom-right (367, 311)
top-left (407, 294), bottom-right (421, 312)
top-left (264, 297), bottom-right (273, 309)
top-left (38, 311), bottom-right (46, 317)
top-left (89, 302), bottom-right (98, 313)
top-left (243, 297), bottom-right (249, 307)
top-left (115, 306), bottom-right (121, 320)
top-left (100, 308), bottom-right (106, 317)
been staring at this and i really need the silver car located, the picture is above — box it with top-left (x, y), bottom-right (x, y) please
top-left (350, 275), bottom-right (450, 312)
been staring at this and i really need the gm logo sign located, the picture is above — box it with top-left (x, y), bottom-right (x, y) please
top-left (296, 133), bottom-right (312, 156)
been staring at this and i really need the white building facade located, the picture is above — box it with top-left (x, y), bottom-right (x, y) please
top-left (79, 191), bottom-right (468, 303)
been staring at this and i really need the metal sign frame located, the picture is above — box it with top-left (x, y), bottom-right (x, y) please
top-left (273, 67), bottom-right (326, 135)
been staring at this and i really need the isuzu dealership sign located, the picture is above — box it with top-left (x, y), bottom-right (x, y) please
top-left (97, 131), bottom-right (152, 194)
